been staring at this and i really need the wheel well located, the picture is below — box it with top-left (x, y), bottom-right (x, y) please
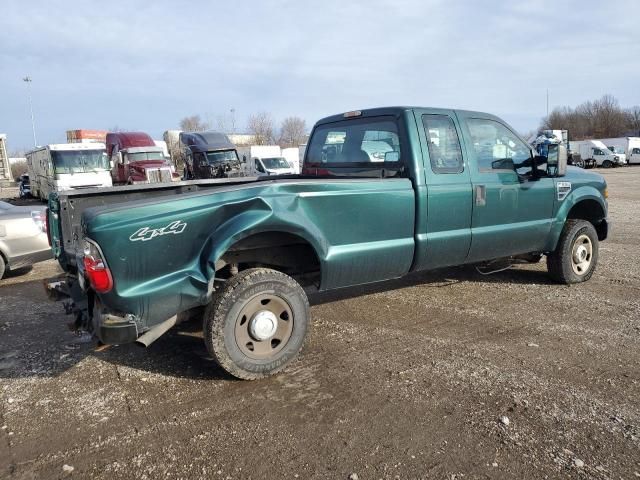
top-left (567, 199), bottom-right (607, 240)
top-left (218, 232), bottom-right (321, 288)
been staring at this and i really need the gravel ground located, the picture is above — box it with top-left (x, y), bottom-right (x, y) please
top-left (1, 169), bottom-right (639, 479)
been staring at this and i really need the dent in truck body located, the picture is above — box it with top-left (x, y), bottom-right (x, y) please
top-left (84, 178), bottom-right (416, 329)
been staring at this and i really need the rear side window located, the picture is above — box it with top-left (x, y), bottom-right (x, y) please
top-left (306, 117), bottom-right (401, 165)
top-left (422, 115), bottom-right (463, 173)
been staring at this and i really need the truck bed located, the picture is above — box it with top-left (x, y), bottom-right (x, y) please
top-left (49, 177), bottom-right (264, 269)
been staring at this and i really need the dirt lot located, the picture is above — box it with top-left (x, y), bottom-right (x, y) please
top-left (1, 170), bottom-right (639, 479)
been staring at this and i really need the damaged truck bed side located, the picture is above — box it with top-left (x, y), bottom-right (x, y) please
top-left (47, 107), bottom-right (609, 379)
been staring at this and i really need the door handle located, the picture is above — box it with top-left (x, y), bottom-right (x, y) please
top-left (475, 185), bottom-right (486, 206)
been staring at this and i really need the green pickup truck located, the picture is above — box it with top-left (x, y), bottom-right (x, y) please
top-left (47, 107), bottom-right (609, 379)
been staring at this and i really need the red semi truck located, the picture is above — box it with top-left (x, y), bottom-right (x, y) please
top-left (105, 132), bottom-right (179, 185)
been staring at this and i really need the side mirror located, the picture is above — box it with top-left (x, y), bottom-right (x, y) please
top-left (547, 144), bottom-right (567, 177)
top-left (109, 160), bottom-right (114, 169)
top-left (491, 158), bottom-right (515, 170)
top-left (384, 151), bottom-right (400, 162)
top-left (117, 152), bottom-right (124, 164)
top-left (242, 155), bottom-right (247, 163)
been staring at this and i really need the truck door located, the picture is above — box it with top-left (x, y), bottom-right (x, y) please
top-left (458, 114), bottom-right (555, 262)
top-left (412, 110), bottom-right (472, 270)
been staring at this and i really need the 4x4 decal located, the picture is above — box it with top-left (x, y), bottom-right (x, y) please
top-left (130, 221), bottom-right (187, 242)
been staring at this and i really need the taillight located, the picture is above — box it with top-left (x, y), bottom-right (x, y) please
top-left (82, 239), bottom-right (113, 293)
top-left (31, 210), bottom-right (46, 233)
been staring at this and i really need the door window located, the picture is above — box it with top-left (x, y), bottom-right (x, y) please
top-left (422, 115), bottom-right (463, 174)
top-left (467, 118), bottom-right (532, 174)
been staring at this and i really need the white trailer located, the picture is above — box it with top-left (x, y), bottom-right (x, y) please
top-left (26, 143), bottom-right (112, 201)
top-left (247, 145), bottom-right (295, 176)
top-left (596, 137), bottom-right (640, 165)
top-left (0, 134), bottom-right (10, 180)
top-left (570, 140), bottom-right (623, 168)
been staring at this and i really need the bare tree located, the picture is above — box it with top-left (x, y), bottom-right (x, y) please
top-left (179, 115), bottom-right (209, 132)
top-left (279, 116), bottom-right (307, 148)
top-left (626, 106), bottom-right (640, 135)
top-left (540, 95), bottom-right (630, 140)
top-left (247, 112), bottom-right (276, 145)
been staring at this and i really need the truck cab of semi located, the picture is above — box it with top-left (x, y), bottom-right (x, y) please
top-left (106, 132), bottom-right (179, 185)
top-left (180, 131), bottom-right (243, 179)
top-left (26, 143), bottom-right (112, 201)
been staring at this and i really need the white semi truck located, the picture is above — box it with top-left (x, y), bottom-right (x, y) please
top-left (26, 143), bottom-right (112, 201)
top-left (569, 139), bottom-right (624, 168)
top-left (596, 137), bottom-right (640, 165)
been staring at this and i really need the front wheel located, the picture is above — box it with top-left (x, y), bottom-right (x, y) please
top-left (204, 268), bottom-right (310, 380)
top-left (547, 219), bottom-right (599, 284)
top-left (602, 160), bottom-right (613, 168)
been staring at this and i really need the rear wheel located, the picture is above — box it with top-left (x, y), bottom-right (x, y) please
top-left (573, 158), bottom-right (585, 169)
top-left (204, 268), bottom-right (310, 380)
top-left (547, 219), bottom-right (598, 284)
top-left (0, 255), bottom-right (5, 280)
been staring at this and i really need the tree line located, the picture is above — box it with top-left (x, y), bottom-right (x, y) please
top-left (542, 95), bottom-right (640, 140)
top-left (179, 112), bottom-right (307, 148)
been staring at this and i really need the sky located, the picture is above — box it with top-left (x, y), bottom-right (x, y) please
top-left (1, 0), bottom-right (638, 152)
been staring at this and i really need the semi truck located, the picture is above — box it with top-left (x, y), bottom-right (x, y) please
top-left (180, 131), bottom-right (243, 179)
top-left (105, 132), bottom-right (178, 185)
top-left (26, 143), bottom-right (112, 201)
top-left (596, 137), bottom-right (640, 165)
top-left (570, 139), bottom-right (623, 168)
top-left (46, 106), bottom-right (609, 380)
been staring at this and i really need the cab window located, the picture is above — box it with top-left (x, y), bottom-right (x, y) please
top-left (467, 118), bottom-right (533, 174)
top-left (422, 115), bottom-right (463, 174)
top-left (306, 117), bottom-right (401, 165)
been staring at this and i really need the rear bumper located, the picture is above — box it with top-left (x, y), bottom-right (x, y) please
top-left (98, 321), bottom-right (139, 345)
top-left (94, 309), bottom-right (139, 345)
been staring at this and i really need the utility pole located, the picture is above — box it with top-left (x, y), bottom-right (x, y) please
top-left (230, 108), bottom-right (236, 135)
top-left (23, 76), bottom-right (37, 147)
top-left (546, 88), bottom-right (549, 118)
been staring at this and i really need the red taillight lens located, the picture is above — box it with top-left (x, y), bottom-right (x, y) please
top-left (83, 240), bottom-right (113, 293)
top-left (31, 210), bottom-right (46, 233)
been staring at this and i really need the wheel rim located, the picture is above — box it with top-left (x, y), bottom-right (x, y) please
top-left (234, 293), bottom-right (294, 360)
top-left (571, 234), bottom-right (593, 276)
top-left (576, 159), bottom-right (585, 168)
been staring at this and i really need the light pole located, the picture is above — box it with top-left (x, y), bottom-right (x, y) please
top-left (230, 108), bottom-right (236, 135)
top-left (23, 76), bottom-right (37, 147)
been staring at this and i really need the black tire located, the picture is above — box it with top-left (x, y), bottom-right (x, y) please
top-left (204, 268), bottom-right (310, 380)
top-left (574, 158), bottom-right (585, 169)
top-left (547, 219), bottom-right (599, 284)
top-left (602, 160), bottom-right (613, 168)
top-left (0, 254), bottom-right (5, 280)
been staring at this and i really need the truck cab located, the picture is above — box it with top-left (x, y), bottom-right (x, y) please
top-left (606, 145), bottom-right (627, 165)
top-left (180, 131), bottom-right (243, 179)
top-left (106, 132), bottom-right (178, 185)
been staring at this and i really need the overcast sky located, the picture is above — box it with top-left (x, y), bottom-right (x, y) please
top-left (1, 0), bottom-right (638, 152)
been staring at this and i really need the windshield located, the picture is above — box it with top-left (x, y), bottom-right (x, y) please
top-left (127, 152), bottom-right (165, 162)
top-left (205, 150), bottom-right (239, 165)
top-left (261, 157), bottom-right (290, 169)
top-left (51, 149), bottom-right (109, 174)
top-left (608, 146), bottom-right (625, 154)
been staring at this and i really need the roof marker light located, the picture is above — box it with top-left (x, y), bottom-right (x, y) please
top-left (343, 110), bottom-right (362, 118)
